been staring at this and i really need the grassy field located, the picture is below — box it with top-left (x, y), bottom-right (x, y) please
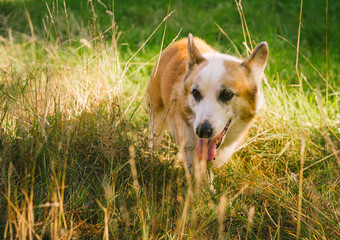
top-left (0, 0), bottom-right (339, 239)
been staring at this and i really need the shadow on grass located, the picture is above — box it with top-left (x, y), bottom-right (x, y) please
top-left (0, 97), bottom-right (190, 238)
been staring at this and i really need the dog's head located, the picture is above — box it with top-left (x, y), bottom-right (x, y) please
top-left (184, 34), bottom-right (268, 161)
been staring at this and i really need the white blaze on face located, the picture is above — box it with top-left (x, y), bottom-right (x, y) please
top-left (191, 56), bottom-right (234, 139)
top-left (198, 57), bottom-right (226, 89)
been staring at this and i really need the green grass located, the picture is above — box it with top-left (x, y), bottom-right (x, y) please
top-left (0, 0), bottom-right (339, 239)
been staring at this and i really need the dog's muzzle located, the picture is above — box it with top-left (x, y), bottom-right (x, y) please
top-left (195, 120), bottom-right (213, 138)
top-left (195, 119), bottom-right (232, 161)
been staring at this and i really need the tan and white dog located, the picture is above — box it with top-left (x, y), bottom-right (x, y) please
top-left (147, 34), bottom-right (268, 170)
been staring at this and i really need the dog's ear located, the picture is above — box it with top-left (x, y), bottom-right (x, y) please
top-left (242, 42), bottom-right (268, 84)
top-left (188, 33), bottom-right (206, 70)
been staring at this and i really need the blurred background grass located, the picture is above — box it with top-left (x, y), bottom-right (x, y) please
top-left (1, 0), bottom-right (339, 85)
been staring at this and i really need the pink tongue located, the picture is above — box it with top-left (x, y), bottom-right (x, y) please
top-left (195, 138), bottom-right (217, 161)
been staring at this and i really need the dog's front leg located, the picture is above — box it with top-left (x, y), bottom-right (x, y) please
top-left (182, 124), bottom-right (198, 172)
top-left (169, 119), bottom-right (196, 171)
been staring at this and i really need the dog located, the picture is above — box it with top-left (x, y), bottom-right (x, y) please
top-left (147, 33), bottom-right (268, 170)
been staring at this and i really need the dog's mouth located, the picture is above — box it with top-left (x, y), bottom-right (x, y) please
top-left (195, 119), bottom-right (232, 161)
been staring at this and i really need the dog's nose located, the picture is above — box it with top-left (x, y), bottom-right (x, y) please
top-left (196, 120), bottom-right (213, 138)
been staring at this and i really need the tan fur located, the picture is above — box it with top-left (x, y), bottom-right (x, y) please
top-left (147, 37), bottom-right (214, 117)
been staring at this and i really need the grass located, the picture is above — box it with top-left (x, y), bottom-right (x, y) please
top-left (0, 0), bottom-right (339, 239)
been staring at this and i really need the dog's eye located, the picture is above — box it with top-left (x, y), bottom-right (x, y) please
top-left (219, 89), bottom-right (234, 102)
top-left (192, 89), bottom-right (202, 101)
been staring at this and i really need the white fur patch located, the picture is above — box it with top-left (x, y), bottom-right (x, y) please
top-left (198, 57), bottom-right (225, 88)
top-left (198, 53), bottom-right (241, 88)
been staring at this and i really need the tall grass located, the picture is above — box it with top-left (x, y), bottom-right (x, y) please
top-left (0, 0), bottom-right (339, 239)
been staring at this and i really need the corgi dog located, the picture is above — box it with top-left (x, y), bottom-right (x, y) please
top-left (147, 34), bottom-right (268, 170)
